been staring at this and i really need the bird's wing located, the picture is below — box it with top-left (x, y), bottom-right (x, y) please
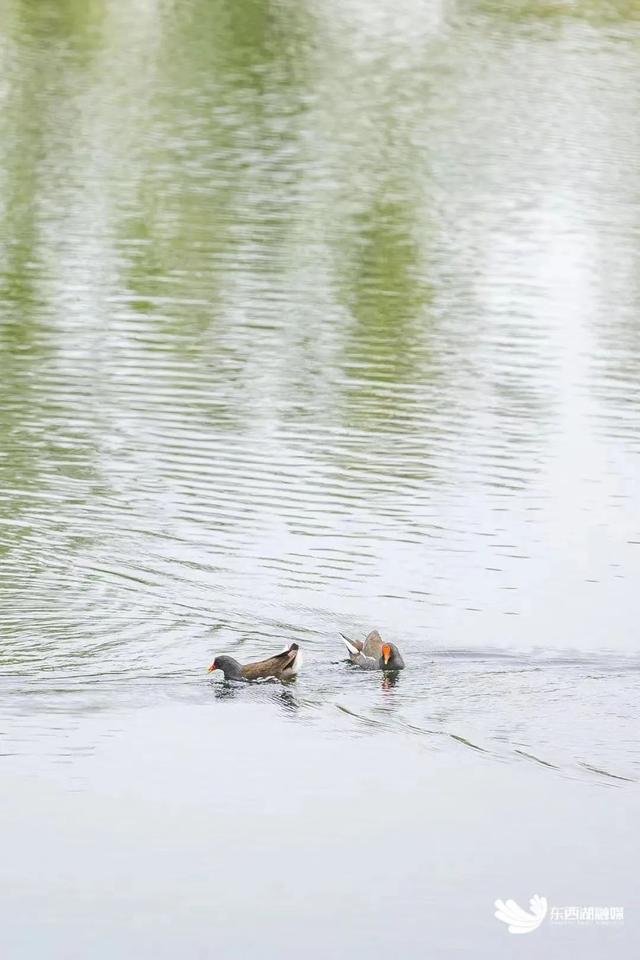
top-left (242, 644), bottom-right (299, 681)
top-left (363, 630), bottom-right (383, 658)
top-left (352, 653), bottom-right (380, 669)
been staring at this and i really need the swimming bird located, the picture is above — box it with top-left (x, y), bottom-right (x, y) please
top-left (207, 642), bottom-right (302, 682)
top-left (340, 629), bottom-right (405, 670)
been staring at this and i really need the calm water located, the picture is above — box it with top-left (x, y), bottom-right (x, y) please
top-left (1, 0), bottom-right (639, 956)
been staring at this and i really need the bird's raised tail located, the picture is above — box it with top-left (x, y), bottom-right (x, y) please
top-left (340, 633), bottom-right (368, 665)
top-left (339, 633), bottom-right (358, 655)
top-left (284, 642), bottom-right (302, 674)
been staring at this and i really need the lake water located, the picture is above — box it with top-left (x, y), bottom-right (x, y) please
top-left (0, 0), bottom-right (639, 956)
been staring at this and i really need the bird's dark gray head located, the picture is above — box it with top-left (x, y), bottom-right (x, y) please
top-left (380, 642), bottom-right (405, 671)
top-left (207, 655), bottom-right (244, 680)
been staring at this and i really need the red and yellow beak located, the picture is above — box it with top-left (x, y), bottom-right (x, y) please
top-left (382, 644), bottom-right (392, 665)
top-left (207, 662), bottom-right (217, 673)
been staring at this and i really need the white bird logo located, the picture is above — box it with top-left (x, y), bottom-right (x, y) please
top-left (494, 895), bottom-right (548, 934)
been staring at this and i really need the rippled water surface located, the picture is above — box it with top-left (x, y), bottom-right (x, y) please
top-left (1, 1), bottom-right (639, 956)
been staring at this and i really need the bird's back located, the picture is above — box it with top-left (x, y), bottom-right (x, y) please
top-left (241, 643), bottom-right (300, 681)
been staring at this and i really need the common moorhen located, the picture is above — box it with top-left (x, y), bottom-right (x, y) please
top-left (207, 642), bottom-right (302, 681)
top-left (340, 629), bottom-right (405, 670)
